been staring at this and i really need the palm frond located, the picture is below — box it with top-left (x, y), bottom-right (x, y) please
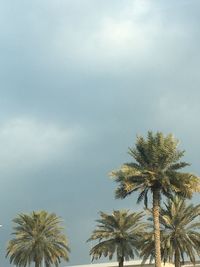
top-left (88, 210), bottom-right (147, 264)
top-left (7, 210), bottom-right (70, 267)
top-left (141, 196), bottom-right (200, 266)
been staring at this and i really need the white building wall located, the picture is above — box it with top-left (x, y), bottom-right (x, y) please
top-left (67, 260), bottom-right (200, 267)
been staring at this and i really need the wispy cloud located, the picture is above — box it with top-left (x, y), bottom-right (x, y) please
top-left (0, 118), bottom-right (82, 174)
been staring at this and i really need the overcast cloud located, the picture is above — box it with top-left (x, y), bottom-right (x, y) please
top-left (0, 0), bottom-right (200, 266)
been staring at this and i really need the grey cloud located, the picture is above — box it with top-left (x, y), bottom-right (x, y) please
top-left (0, 1), bottom-right (200, 266)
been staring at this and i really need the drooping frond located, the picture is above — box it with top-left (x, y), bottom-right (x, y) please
top-left (140, 196), bottom-right (200, 265)
top-left (7, 210), bottom-right (70, 267)
top-left (111, 131), bottom-right (200, 206)
top-left (88, 210), bottom-right (147, 263)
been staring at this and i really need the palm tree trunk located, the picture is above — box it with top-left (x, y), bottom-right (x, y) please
top-left (118, 256), bottom-right (124, 267)
top-left (35, 259), bottom-right (40, 267)
top-left (152, 188), bottom-right (162, 267)
top-left (175, 248), bottom-right (181, 267)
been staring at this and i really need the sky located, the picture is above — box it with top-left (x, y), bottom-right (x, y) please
top-left (0, 0), bottom-right (200, 266)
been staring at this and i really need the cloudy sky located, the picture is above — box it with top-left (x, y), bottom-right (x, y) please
top-left (0, 0), bottom-right (200, 266)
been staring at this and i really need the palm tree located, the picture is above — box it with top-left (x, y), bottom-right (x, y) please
top-left (7, 210), bottom-right (70, 267)
top-left (110, 132), bottom-right (200, 267)
top-left (140, 196), bottom-right (200, 267)
top-left (88, 210), bottom-right (147, 267)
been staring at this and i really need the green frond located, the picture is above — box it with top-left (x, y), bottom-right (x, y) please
top-left (141, 196), bottom-right (200, 265)
top-left (111, 131), bottom-right (200, 211)
top-left (7, 210), bottom-right (70, 267)
top-left (88, 210), bottom-right (147, 264)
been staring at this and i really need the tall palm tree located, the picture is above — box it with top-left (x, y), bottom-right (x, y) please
top-left (110, 132), bottom-right (200, 267)
top-left (140, 196), bottom-right (200, 267)
top-left (7, 210), bottom-right (70, 267)
top-left (88, 210), bottom-right (147, 267)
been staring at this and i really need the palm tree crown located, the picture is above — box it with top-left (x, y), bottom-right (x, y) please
top-left (88, 210), bottom-right (147, 267)
top-left (111, 132), bottom-right (199, 201)
top-left (7, 210), bottom-right (70, 267)
top-left (110, 132), bottom-right (200, 267)
top-left (141, 196), bottom-right (200, 267)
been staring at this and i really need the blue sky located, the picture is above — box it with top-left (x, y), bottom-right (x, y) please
top-left (1, 0), bottom-right (200, 266)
